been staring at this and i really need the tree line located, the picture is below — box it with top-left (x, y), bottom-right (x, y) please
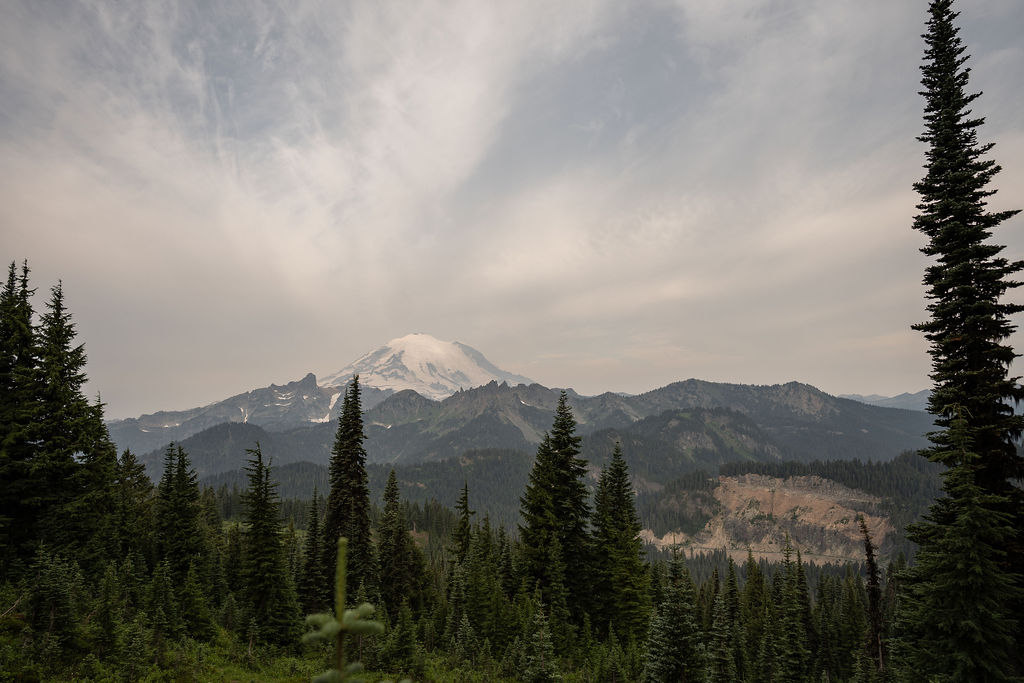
top-left (3, 1), bottom-right (1023, 678)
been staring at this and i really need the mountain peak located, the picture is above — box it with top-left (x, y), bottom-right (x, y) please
top-left (320, 334), bottom-right (534, 401)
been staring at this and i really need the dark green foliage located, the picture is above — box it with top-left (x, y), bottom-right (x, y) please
top-left (519, 392), bottom-right (592, 628)
top-left (643, 552), bottom-right (705, 682)
top-left (450, 481), bottom-right (474, 565)
top-left (180, 560), bottom-right (214, 641)
top-left (521, 600), bottom-right (561, 683)
top-left (706, 593), bottom-right (737, 683)
top-left (148, 559), bottom-right (182, 644)
top-left (154, 444), bottom-right (204, 582)
top-left (899, 415), bottom-right (1022, 681)
top-left (0, 273), bottom-right (120, 575)
top-left (94, 562), bottom-right (121, 656)
top-left (26, 547), bottom-right (86, 661)
top-left (241, 442), bottom-right (301, 646)
top-left (592, 442), bottom-right (650, 642)
top-left (859, 518), bottom-right (886, 677)
top-left (300, 488), bottom-right (329, 613)
top-left (303, 537), bottom-right (387, 682)
top-left (381, 600), bottom-right (424, 678)
top-left (903, 0), bottom-right (1024, 678)
top-left (377, 469), bottom-right (426, 620)
top-left (0, 263), bottom-right (35, 572)
top-left (323, 375), bottom-right (377, 598)
top-left (776, 544), bottom-right (811, 681)
top-left (114, 449), bottom-right (154, 559)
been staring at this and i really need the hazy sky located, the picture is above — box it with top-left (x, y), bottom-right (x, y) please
top-left (3, 0), bottom-right (1023, 419)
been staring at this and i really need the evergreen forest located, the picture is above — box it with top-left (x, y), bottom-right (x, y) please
top-left (2, 1), bottom-right (1022, 680)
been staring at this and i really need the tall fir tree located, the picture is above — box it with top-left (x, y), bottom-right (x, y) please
top-left (643, 551), bottom-right (705, 683)
top-left (905, 0), bottom-right (1024, 676)
top-left (519, 391), bottom-right (591, 626)
top-left (377, 469), bottom-right (424, 621)
top-left (900, 412), bottom-right (1022, 680)
top-left (240, 443), bottom-right (300, 645)
top-left (299, 487), bottom-right (328, 613)
top-left (450, 481), bottom-right (474, 566)
top-left (323, 374), bottom-right (377, 599)
top-left (859, 518), bottom-right (886, 677)
top-left (0, 261), bottom-right (35, 570)
top-left (113, 449), bottom-right (154, 561)
top-left (153, 445), bottom-right (204, 582)
top-left (591, 442), bottom-right (650, 642)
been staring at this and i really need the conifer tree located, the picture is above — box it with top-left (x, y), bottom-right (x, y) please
top-left (323, 375), bottom-right (377, 598)
top-left (28, 282), bottom-right (94, 550)
top-left (906, 0), bottom-right (1024, 676)
top-left (382, 600), bottom-right (423, 678)
top-left (741, 550), bottom-right (767, 674)
top-left (240, 443), bottom-right (300, 645)
top-left (859, 518), bottom-right (886, 677)
top-left (643, 552), bottom-right (705, 682)
top-left (0, 262), bottom-right (33, 569)
top-left (592, 442), bottom-right (650, 642)
top-left (377, 469), bottom-right (424, 621)
top-left (706, 593), bottom-right (738, 683)
top-left (777, 543), bottom-right (810, 681)
top-left (450, 481), bottom-right (474, 566)
top-left (299, 488), bottom-right (328, 612)
top-left (153, 445), bottom-right (203, 582)
top-left (113, 449), bottom-right (153, 560)
top-left (521, 598), bottom-right (561, 683)
top-left (900, 412), bottom-right (1022, 680)
top-left (519, 392), bottom-right (591, 625)
top-left (148, 559), bottom-right (182, 644)
top-left (180, 560), bottom-right (214, 640)
top-left (723, 558), bottom-right (745, 678)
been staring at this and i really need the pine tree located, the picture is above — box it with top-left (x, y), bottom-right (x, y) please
top-left (381, 600), bottom-right (423, 678)
top-left (323, 375), bottom-right (377, 598)
top-left (450, 481), bottom-right (474, 566)
top-left (299, 488), bottom-right (328, 612)
top-left (519, 392), bottom-right (591, 626)
top-left (643, 552), bottom-right (705, 683)
top-left (113, 449), bottom-right (154, 560)
top-left (179, 560), bottom-right (214, 640)
top-left (741, 550), bottom-right (767, 676)
top-left (377, 469), bottom-right (423, 621)
top-left (859, 517), bottom-right (886, 677)
top-left (0, 262), bottom-right (37, 572)
top-left (592, 442), bottom-right (650, 642)
top-left (900, 412), bottom-right (1022, 680)
top-left (28, 282), bottom-right (94, 551)
top-left (240, 442), bottom-right (300, 645)
top-left (521, 599), bottom-right (561, 683)
top-left (153, 445), bottom-right (203, 582)
top-left (148, 559), bottom-right (182, 644)
top-left (777, 543), bottom-right (810, 681)
top-left (706, 592), bottom-right (738, 683)
top-left (906, 0), bottom-right (1024, 676)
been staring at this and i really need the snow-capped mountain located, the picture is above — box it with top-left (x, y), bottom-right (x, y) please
top-left (107, 333), bottom-right (535, 456)
top-left (320, 333), bottom-right (534, 401)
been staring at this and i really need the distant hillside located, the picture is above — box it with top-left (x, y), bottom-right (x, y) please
top-left (145, 379), bottom-right (934, 480)
top-left (840, 389), bottom-right (929, 412)
top-left (200, 450), bottom-right (940, 563)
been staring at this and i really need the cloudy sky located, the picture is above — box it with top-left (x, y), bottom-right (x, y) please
top-left (3, 0), bottom-right (1023, 418)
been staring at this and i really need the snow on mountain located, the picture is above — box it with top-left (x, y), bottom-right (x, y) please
top-left (320, 333), bottom-right (534, 400)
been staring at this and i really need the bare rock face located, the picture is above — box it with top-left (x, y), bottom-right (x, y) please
top-left (641, 474), bottom-right (892, 565)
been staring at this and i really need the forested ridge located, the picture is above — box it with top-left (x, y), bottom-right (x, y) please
top-left (0, 265), bottom-right (920, 682)
top-left (3, 1), bottom-right (1023, 679)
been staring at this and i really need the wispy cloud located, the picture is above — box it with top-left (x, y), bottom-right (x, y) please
top-left (2, 0), bottom-right (1022, 416)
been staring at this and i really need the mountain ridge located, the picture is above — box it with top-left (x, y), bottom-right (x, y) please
top-left (134, 378), bottom-right (933, 482)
